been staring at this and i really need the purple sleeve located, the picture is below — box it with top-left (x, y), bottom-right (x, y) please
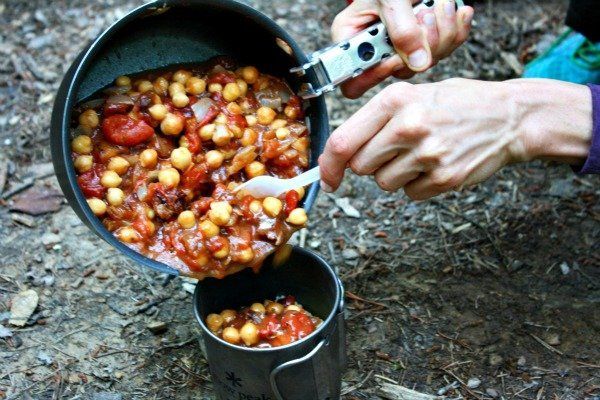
top-left (575, 84), bottom-right (600, 174)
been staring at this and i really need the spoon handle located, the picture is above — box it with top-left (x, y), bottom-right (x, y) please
top-left (285, 167), bottom-right (321, 190)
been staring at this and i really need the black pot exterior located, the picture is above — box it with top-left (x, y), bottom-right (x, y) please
top-left (194, 247), bottom-right (346, 400)
top-left (50, 0), bottom-right (330, 276)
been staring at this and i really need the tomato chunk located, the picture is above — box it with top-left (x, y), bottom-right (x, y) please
top-left (77, 165), bottom-right (105, 198)
top-left (102, 114), bottom-right (154, 146)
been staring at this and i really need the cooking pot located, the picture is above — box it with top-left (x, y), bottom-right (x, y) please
top-left (50, 0), bottom-right (329, 276)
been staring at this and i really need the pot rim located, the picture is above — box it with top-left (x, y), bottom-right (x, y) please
top-left (192, 246), bottom-right (343, 353)
top-left (54, 0), bottom-right (328, 277)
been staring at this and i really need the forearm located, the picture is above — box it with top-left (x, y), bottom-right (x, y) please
top-left (509, 79), bottom-right (593, 165)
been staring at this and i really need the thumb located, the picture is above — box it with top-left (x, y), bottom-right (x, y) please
top-left (378, 0), bottom-right (432, 71)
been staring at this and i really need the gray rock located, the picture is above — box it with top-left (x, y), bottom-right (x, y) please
top-left (517, 356), bottom-right (526, 366)
top-left (41, 232), bottom-right (61, 246)
top-left (467, 377), bottom-right (481, 389)
top-left (546, 333), bottom-right (561, 346)
top-left (486, 388), bottom-right (499, 398)
top-left (489, 353), bottom-right (503, 366)
top-left (560, 262), bottom-right (570, 275)
top-left (9, 290), bottom-right (39, 327)
top-left (37, 350), bottom-right (53, 365)
top-left (342, 248), bottom-right (359, 260)
top-left (147, 321), bottom-right (168, 335)
top-left (334, 197), bottom-right (360, 218)
top-left (0, 325), bottom-right (12, 338)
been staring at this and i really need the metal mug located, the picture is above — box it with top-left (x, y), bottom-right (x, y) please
top-left (194, 247), bottom-right (346, 400)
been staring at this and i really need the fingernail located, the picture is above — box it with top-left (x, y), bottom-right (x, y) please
top-left (423, 13), bottom-right (436, 27)
top-left (444, 0), bottom-right (455, 16)
top-left (320, 181), bottom-right (333, 193)
top-left (408, 48), bottom-right (429, 69)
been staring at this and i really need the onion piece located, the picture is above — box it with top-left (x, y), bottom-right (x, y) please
top-left (106, 94), bottom-right (134, 106)
top-left (79, 98), bottom-right (105, 110)
top-left (103, 85), bottom-right (131, 95)
top-left (191, 98), bottom-right (216, 122)
top-left (136, 184), bottom-right (148, 201)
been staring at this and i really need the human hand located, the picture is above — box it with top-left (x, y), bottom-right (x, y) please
top-left (331, 0), bottom-right (474, 99)
top-left (319, 78), bottom-right (592, 199)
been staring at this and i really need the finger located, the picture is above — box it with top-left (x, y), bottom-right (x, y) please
top-left (373, 153), bottom-right (422, 192)
top-left (403, 168), bottom-right (463, 200)
top-left (418, 10), bottom-right (440, 55)
top-left (379, 0), bottom-right (432, 71)
top-left (434, 0), bottom-right (459, 59)
top-left (454, 6), bottom-right (474, 47)
top-left (319, 85), bottom-right (402, 191)
top-left (348, 113), bottom-right (425, 176)
top-left (331, 0), bottom-right (380, 41)
top-left (340, 54), bottom-right (405, 99)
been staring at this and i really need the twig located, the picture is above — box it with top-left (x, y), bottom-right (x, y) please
top-left (346, 291), bottom-right (387, 308)
top-left (529, 333), bottom-right (564, 355)
top-left (341, 370), bottom-right (374, 395)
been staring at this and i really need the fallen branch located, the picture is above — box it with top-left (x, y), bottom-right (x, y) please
top-left (377, 382), bottom-right (440, 400)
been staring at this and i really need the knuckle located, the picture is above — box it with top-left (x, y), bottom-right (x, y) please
top-left (430, 170), bottom-right (460, 189)
top-left (379, 82), bottom-right (410, 110)
top-left (391, 26), bottom-right (423, 50)
top-left (327, 134), bottom-right (351, 158)
top-left (375, 176), bottom-right (396, 192)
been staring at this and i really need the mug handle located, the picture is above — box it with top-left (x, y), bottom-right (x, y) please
top-left (269, 338), bottom-right (328, 400)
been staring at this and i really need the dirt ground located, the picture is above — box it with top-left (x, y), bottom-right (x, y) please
top-left (1, 0), bottom-right (599, 399)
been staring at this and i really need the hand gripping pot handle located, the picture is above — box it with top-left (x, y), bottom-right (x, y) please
top-left (291, 0), bottom-right (464, 99)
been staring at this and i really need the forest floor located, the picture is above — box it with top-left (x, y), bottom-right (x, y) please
top-left (1, 0), bottom-right (599, 399)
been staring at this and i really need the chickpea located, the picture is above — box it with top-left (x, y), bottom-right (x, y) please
top-left (185, 77), bottom-right (206, 95)
top-left (74, 155), bottom-right (93, 173)
top-left (106, 187), bottom-right (125, 206)
top-left (240, 322), bottom-right (259, 346)
top-left (257, 106), bottom-right (276, 125)
top-left (199, 219), bottom-right (220, 238)
top-left (107, 156), bottom-right (130, 175)
top-left (249, 200), bottom-right (262, 213)
top-left (245, 115), bottom-right (257, 126)
top-left (215, 113), bottom-right (227, 124)
top-left (226, 102), bottom-right (242, 115)
top-left (172, 92), bottom-right (190, 108)
top-left (262, 197), bottom-right (282, 217)
top-left (240, 128), bottom-right (258, 146)
top-left (292, 137), bottom-right (309, 152)
top-left (294, 186), bottom-right (305, 199)
top-left (177, 210), bottom-right (196, 229)
top-left (284, 105), bottom-right (299, 119)
top-left (78, 109), bottom-right (99, 129)
top-left (153, 77), bottom-right (169, 95)
top-left (137, 80), bottom-right (154, 93)
top-left (199, 123), bottom-right (216, 141)
top-left (286, 208), bottom-right (308, 225)
top-left (149, 104), bottom-right (168, 121)
top-left (170, 147), bottom-right (192, 171)
top-left (115, 75), bottom-right (131, 87)
top-left (100, 170), bottom-right (122, 188)
top-left (275, 127), bottom-right (290, 140)
top-left (271, 119), bottom-right (287, 129)
top-left (168, 82), bottom-right (185, 97)
top-left (87, 198), bottom-right (107, 216)
top-left (220, 309), bottom-right (237, 324)
top-left (241, 66), bottom-right (259, 84)
top-left (212, 125), bottom-right (232, 147)
top-left (230, 125), bottom-right (242, 138)
top-left (222, 327), bottom-right (240, 344)
top-left (236, 247), bottom-right (254, 263)
top-left (236, 79), bottom-right (248, 96)
top-left (161, 113), bottom-right (184, 135)
top-left (222, 82), bottom-right (241, 102)
top-left (206, 313), bottom-right (224, 332)
top-left (147, 209), bottom-right (155, 219)
top-left (244, 161), bottom-right (266, 179)
top-left (118, 226), bottom-right (139, 243)
top-left (158, 167), bottom-right (180, 188)
top-left (208, 83), bottom-right (223, 93)
top-left (250, 303), bottom-right (266, 314)
top-left (71, 135), bottom-right (93, 154)
top-left (173, 69), bottom-right (192, 84)
top-left (208, 201), bottom-right (232, 226)
top-left (266, 302), bottom-right (284, 315)
top-left (205, 150), bottom-right (224, 169)
top-left (286, 305), bottom-right (302, 312)
top-left (196, 253), bottom-right (210, 267)
top-left (213, 237), bottom-right (230, 259)
top-left (139, 148), bottom-right (158, 168)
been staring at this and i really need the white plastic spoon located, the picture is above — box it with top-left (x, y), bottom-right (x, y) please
top-left (234, 166), bottom-right (321, 198)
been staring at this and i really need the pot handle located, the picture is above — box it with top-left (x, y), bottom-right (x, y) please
top-left (269, 338), bottom-right (328, 400)
top-left (290, 0), bottom-right (464, 99)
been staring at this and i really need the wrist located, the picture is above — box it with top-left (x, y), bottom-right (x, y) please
top-left (508, 79), bottom-right (593, 164)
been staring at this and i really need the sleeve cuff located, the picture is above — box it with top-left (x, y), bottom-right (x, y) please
top-left (574, 84), bottom-right (600, 174)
